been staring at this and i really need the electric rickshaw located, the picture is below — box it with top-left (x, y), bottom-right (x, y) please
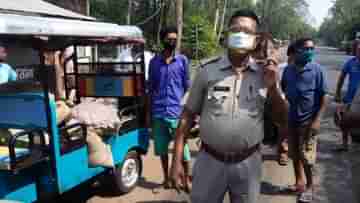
top-left (0, 13), bottom-right (149, 202)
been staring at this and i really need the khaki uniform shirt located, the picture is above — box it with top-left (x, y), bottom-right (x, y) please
top-left (185, 55), bottom-right (267, 153)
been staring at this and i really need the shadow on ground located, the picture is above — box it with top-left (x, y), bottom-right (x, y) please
top-left (314, 136), bottom-right (359, 203)
top-left (42, 175), bottom-right (132, 203)
top-left (261, 181), bottom-right (283, 195)
top-left (138, 177), bottom-right (163, 190)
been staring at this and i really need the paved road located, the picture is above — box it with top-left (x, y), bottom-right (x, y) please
top-left (57, 47), bottom-right (360, 203)
top-left (315, 46), bottom-right (352, 95)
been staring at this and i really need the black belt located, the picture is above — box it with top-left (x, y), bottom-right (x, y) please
top-left (201, 142), bottom-right (260, 163)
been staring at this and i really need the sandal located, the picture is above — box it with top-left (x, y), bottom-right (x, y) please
top-left (298, 189), bottom-right (313, 202)
top-left (278, 153), bottom-right (289, 166)
top-left (163, 179), bottom-right (172, 189)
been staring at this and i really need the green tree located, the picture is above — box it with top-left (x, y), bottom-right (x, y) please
top-left (255, 0), bottom-right (315, 40)
top-left (183, 15), bottom-right (218, 59)
top-left (89, 0), bottom-right (316, 58)
top-left (319, 0), bottom-right (360, 46)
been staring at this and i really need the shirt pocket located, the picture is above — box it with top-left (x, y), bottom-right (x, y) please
top-left (207, 90), bottom-right (230, 116)
top-left (247, 89), bottom-right (266, 118)
top-left (239, 86), bottom-right (266, 118)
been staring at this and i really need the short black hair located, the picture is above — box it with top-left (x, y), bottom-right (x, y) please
top-left (160, 26), bottom-right (178, 41)
top-left (287, 43), bottom-right (296, 56)
top-left (294, 37), bottom-right (314, 50)
top-left (229, 9), bottom-right (260, 26)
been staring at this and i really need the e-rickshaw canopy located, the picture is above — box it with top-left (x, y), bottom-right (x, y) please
top-left (0, 13), bottom-right (144, 42)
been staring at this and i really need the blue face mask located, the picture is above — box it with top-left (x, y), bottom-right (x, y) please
top-left (295, 49), bottom-right (315, 66)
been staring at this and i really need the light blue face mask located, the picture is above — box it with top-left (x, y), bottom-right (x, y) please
top-left (227, 32), bottom-right (256, 51)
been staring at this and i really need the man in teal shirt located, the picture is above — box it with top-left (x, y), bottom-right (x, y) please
top-left (0, 44), bottom-right (16, 84)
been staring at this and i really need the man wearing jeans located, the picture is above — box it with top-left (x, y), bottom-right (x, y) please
top-left (281, 38), bottom-right (328, 202)
top-left (147, 26), bottom-right (192, 190)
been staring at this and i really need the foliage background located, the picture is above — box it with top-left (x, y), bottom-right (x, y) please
top-left (89, 0), bottom-right (316, 59)
top-left (319, 0), bottom-right (360, 47)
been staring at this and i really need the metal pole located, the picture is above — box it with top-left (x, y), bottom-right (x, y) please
top-left (73, 45), bottom-right (80, 104)
top-left (127, 0), bottom-right (132, 25)
top-left (39, 51), bottom-right (59, 194)
top-left (63, 50), bottom-right (69, 100)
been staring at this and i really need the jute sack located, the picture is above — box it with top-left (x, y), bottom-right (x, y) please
top-left (71, 101), bottom-right (121, 136)
top-left (86, 128), bottom-right (114, 168)
top-left (56, 101), bottom-right (72, 124)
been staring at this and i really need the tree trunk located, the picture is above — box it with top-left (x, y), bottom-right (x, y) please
top-left (153, 0), bottom-right (158, 41)
top-left (217, 0), bottom-right (228, 44)
top-left (127, 0), bottom-right (132, 25)
top-left (214, 0), bottom-right (221, 33)
top-left (163, 0), bottom-right (170, 27)
top-left (157, 0), bottom-right (165, 45)
top-left (176, 0), bottom-right (184, 52)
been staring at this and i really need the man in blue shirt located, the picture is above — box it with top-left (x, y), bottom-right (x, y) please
top-left (334, 42), bottom-right (360, 151)
top-left (281, 38), bottom-right (328, 202)
top-left (147, 26), bottom-right (191, 190)
top-left (0, 44), bottom-right (16, 84)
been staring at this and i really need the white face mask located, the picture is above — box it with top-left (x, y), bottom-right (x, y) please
top-left (227, 32), bottom-right (256, 51)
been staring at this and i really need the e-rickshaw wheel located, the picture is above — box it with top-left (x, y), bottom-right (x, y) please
top-left (111, 151), bottom-right (142, 194)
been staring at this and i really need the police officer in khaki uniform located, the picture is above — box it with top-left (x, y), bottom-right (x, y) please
top-left (170, 10), bottom-right (288, 203)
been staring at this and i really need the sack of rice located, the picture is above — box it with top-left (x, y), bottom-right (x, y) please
top-left (93, 127), bottom-right (119, 137)
top-left (71, 101), bottom-right (121, 134)
top-left (86, 129), bottom-right (114, 168)
top-left (56, 101), bottom-right (72, 124)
